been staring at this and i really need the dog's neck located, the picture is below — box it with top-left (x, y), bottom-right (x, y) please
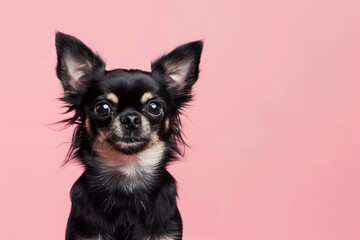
top-left (86, 141), bottom-right (166, 193)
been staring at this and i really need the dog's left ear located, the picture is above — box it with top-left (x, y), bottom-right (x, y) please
top-left (55, 32), bottom-right (105, 96)
top-left (151, 41), bottom-right (203, 106)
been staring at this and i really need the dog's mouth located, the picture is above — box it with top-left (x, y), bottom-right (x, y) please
top-left (109, 136), bottom-right (150, 154)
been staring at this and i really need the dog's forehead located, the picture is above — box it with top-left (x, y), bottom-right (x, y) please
top-left (103, 69), bottom-right (160, 99)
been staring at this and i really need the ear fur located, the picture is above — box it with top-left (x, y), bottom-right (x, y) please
top-left (55, 32), bottom-right (105, 95)
top-left (151, 41), bottom-right (203, 106)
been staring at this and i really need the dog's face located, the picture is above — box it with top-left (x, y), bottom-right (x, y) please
top-left (55, 32), bottom-right (202, 161)
top-left (83, 71), bottom-right (168, 155)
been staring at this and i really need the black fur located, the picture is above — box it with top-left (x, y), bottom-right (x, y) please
top-left (55, 32), bottom-right (203, 240)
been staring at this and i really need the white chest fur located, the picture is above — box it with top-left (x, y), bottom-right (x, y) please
top-left (96, 141), bottom-right (165, 192)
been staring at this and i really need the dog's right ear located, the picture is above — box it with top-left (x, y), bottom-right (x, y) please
top-left (55, 32), bottom-right (105, 96)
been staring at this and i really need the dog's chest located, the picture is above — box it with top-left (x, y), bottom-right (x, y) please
top-left (104, 142), bottom-right (165, 192)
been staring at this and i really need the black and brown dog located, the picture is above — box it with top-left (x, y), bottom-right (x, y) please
top-left (55, 32), bottom-right (203, 240)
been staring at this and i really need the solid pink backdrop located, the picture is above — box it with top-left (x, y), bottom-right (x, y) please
top-left (1, 0), bottom-right (360, 239)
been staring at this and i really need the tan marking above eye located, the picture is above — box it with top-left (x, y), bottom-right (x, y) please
top-left (106, 92), bottom-right (119, 104)
top-left (141, 92), bottom-right (153, 103)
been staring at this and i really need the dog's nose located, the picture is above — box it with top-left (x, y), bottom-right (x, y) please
top-left (121, 114), bottom-right (141, 130)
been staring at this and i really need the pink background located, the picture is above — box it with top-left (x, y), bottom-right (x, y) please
top-left (1, 0), bottom-right (360, 239)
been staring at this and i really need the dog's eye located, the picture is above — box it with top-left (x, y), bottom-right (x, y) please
top-left (147, 101), bottom-right (163, 117)
top-left (94, 102), bottom-right (112, 119)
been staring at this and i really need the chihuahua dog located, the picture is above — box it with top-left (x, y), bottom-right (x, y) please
top-left (55, 32), bottom-right (203, 240)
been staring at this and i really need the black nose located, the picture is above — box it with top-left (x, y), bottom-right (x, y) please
top-left (121, 114), bottom-right (141, 130)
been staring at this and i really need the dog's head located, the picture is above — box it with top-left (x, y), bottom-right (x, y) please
top-left (55, 32), bottom-right (203, 164)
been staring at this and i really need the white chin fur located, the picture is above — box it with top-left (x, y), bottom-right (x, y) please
top-left (116, 141), bottom-right (144, 148)
top-left (95, 139), bottom-right (165, 192)
top-left (118, 141), bottom-right (165, 177)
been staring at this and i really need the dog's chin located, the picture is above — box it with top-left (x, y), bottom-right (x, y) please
top-left (110, 139), bottom-right (150, 155)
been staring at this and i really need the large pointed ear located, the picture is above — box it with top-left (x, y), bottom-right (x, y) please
top-left (151, 41), bottom-right (203, 105)
top-left (55, 32), bottom-right (105, 95)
